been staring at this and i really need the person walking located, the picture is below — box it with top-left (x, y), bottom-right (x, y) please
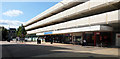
top-left (21, 38), bottom-right (24, 43)
top-left (37, 37), bottom-right (41, 44)
top-left (37, 37), bottom-right (39, 44)
top-left (83, 40), bottom-right (87, 46)
top-left (100, 36), bottom-right (103, 47)
top-left (50, 36), bottom-right (53, 44)
top-left (16, 37), bottom-right (18, 42)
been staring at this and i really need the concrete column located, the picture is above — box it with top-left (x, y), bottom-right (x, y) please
top-left (72, 34), bottom-right (74, 45)
top-left (115, 33), bottom-right (120, 47)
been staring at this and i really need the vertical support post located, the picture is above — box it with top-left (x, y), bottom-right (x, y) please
top-left (111, 32), bottom-right (113, 45)
top-left (94, 32), bottom-right (96, 46)
top-left (82, 32), bottom-right (85, 41)
top-left (82, 32), bottom-right (85, 46)
top-left (72, 33), bottom-right (74, 45)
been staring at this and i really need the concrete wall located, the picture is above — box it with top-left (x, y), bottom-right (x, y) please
top-left (25, 0), bottom-right (119, 30)
top-left (27, 10), bottom-right (119, 34)
top-left (36, 25), bottom-right (113, 36)
top-left (116, 33), bottom-right (120, 47)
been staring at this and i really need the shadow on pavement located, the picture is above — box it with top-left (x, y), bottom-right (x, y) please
top-left (1, 44), bottom-right (119, 59)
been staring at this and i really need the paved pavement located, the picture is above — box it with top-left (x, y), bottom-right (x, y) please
top-left (0, 41), bottom-right (119, 59)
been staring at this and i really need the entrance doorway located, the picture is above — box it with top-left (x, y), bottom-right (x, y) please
top-left (84, 32), bottom-right (94, 46)
top-left (95, 32), bottom-right (112, 47)
top-left (83, 32), bottom-right (112, 47)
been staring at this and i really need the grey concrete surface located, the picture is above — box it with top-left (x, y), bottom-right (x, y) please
top-left (0, 41), bottom-right (119, 59)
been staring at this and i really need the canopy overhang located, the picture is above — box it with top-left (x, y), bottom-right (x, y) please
top-left (36, 25), bottom-right (113, 35)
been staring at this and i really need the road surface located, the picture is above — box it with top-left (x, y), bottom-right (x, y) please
top-left (0, 41), bottom-right (119, 59)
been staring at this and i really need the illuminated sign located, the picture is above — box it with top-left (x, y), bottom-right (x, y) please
top-left (44, 32), bottom-right (52, 35)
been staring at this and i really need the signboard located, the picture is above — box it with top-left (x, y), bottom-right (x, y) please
top-left (44, 32), bottom-right (52, 35)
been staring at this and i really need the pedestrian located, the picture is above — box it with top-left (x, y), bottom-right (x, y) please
top-left (56, 37), bottom-right (59, 43)
top-left (21, 37), bottom-right (24, 43)
top-left (50, 36), bottom-right (53, 44)
top-left (37, 37), bottom-right (41, 44)
top-left (37, 37), bottom-right (39, 44)
top-left (100, 36), bottom-right (103, 47)
top-left (7, 38), bottom-right (10, 42)
top-left (80, 39), bottom-right (83, 45)
top-left (18, 37), bottom-right (20, 42)
top-left (83, 40), bottom-right (87, 46)
top-left (16, 37), bottom-right (18, 42)
top-left (7, 36), bottom-right (11, 42)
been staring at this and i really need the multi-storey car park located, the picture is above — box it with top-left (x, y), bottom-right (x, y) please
top-left (23, 0), bottom-right (120, 47)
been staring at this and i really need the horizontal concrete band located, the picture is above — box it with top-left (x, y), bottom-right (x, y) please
top-left (23, 0), bottom-right (88, 26)
top-left (36, 25), bottom-right (113, 35)
top-left (27, 9), bottom-right (119, 34)
top-left (25, 0), bottom-right (119, 30)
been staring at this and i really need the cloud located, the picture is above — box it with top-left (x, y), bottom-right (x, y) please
top-left (0, 19), bottom-right (24, 29)
top-left (3, 10), bottom-right (23, 17)
top-left (1, 0), bottom-right (62, 2)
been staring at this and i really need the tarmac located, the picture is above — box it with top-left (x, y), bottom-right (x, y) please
top-left (0, 41), bottom-right (120, 58)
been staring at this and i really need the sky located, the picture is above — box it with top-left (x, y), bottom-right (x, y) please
top-left (0, 0), bottom-right (62, 29)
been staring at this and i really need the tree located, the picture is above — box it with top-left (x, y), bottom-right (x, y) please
top-left (16, 24), bottom-right (27, 38)
top-left (2, 27), bottom-right (8, 41)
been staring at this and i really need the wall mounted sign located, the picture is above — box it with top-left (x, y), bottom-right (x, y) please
top-left (44, 32), bottom-right (52, 35)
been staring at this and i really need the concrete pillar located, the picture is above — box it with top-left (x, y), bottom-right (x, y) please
top-left (72, 34), bottom-right (74, 44)
top-left (115, 33), bottom-right (120, 47)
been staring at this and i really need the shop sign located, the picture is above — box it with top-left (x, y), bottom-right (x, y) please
top-left (65, 34), bottom-right (71, 36)
top-left (85, 32), bottom-right (93, 34)
top-left (44, 32), bottom-right (52, 35)
top-left (95, 32), bottom-right (100, 35)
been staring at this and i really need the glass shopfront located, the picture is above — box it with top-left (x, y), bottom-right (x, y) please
top-left (83, 32), bottom-right (112, 47)
top-left (83, 32), bottom-right (94, 46)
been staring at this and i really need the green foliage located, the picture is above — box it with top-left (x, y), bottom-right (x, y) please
top-left (2, 27), bottom-right (8, 40)
top-left (16, 24), bottom-right (27, 38)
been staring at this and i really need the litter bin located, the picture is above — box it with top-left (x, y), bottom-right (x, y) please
top-left (7, 40), bottom-right (10, 42)
top-left (7, 38), bottom-right (11, 42)
top-left (37, 39), bottom-right (41, 44)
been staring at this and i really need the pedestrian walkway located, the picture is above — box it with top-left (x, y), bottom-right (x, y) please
top-left (22, 41), bottom-right (119, 57)
top-left (1, 41), bottom-right (119, 57)
top-left (0, 41), bottom-right (17, 45)
top-left (19, 41), bottom-right (73, 46)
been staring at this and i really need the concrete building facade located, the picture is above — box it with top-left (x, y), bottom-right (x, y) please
top-left (8, 28), bottom-right (16, 39)
top-left (23, 0), bottom-right (120, 47)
